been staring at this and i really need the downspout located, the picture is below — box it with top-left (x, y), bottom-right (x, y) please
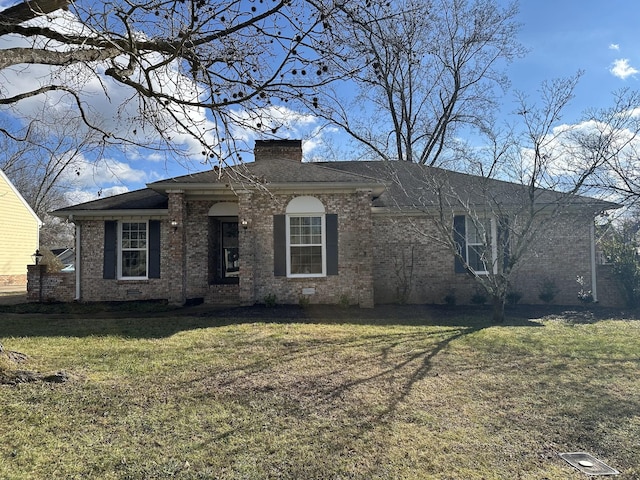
top-left (590, 222), bottom-right (598, 303)
top-left (73, 217), bottom-right (81, 301)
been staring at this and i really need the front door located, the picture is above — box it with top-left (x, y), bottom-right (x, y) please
top-left (209, 218), bottom-right (239, 284)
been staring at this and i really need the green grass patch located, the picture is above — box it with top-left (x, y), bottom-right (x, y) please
top-left (1, 305), bottom-right (639, 479)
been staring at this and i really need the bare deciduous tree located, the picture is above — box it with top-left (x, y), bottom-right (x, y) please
top-left (315, 0), bottom-right (525, 165)
top-left (400, 76), bottom-right (637, 322)
top-left (0, 0), bottom-right (346, 162)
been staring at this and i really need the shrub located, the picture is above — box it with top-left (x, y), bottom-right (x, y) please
top-left (506, 291), bottom-right (523, 305)
top-left (338, 294), bottom-right (351, 309)
top-left (39, 249), bottom-right (64, 272)
top-left (538, 277), bottom-right (559, 304)
top-left (470, 290), bottom-right (487, 305)
top-left (600, 230), bottom-right (640, 308)
top-left (263, 294), bottom-right (277, 308)
top-left (298, 295), bottom-right (310, 308)
top-left (576, 275), bottom-right (594, 304)
top-left (444, 291), bottom-right (457, 306)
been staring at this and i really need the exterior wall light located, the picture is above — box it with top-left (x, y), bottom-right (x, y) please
top-left (241, 219), bottom-right (248, 230)
top-left (170, 219), bottom-right (179, 231)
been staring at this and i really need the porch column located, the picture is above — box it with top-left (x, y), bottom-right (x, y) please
top-left (357, 189), bottom-right (375, 308)
top-left (27, 264), bottom-right (45, 302)
top-left (167, 190), bottom-right (186, 305)
top-left (237, 190), bottom-right (255, 306)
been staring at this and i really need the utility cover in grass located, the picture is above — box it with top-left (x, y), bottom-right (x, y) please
top-left (559, 452), bottom-right (619, 476)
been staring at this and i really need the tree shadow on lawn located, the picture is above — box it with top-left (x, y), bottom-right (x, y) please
top-left (0, 302), bottom-right (636, 341)
top-left (189, 308), bottom-right (640, 477)
top-left (0, 303), bottom-right (551, 340)
top-left (2, 302), bottom-right (638, 476)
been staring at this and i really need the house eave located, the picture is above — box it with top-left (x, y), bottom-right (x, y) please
top-left (51, 209), bottom-right (169, 220)
top-left (150, 181), bottom-right (385, 197)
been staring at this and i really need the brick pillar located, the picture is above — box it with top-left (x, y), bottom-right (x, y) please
top-left (167, 190), bottom-right (186, 305)
top-left (357, 189), bottom-right (375, 308)
top-left (27, 264), bottom-right (45, 302)
top-left (238, 191), bottom-right (255, 306)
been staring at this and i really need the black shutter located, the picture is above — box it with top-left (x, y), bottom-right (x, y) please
top-left (498, 217), bottom-right (510, 271)
top-left (273, 215), bottom-right (286, 276)
top-left (453, 215), bottom-right (467, 274)
top-left (103, 220), bottom-right (117, 279)
top-left (148, 220), bottom-right (161, 278)
top-left (326, 214), bottom-right (338, 275)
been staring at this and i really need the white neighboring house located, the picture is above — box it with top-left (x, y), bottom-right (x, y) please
top-left (0, 168), bottom-right (42, 288)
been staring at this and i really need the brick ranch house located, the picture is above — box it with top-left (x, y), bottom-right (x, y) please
top-left (50, 140), bottom-right (619, 307)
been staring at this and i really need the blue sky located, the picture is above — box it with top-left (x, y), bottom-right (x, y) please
top-left (1, 0), bottom-right (639, 203)
top-left (502, 0), bottom-right (639, 119)
top-left (133, 0), bottom-right (640, 194)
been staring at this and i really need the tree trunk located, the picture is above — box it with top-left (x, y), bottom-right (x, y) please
top-left (492, 293), bottom-right (505, 323)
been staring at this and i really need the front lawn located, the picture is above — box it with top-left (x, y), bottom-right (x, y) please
top-left (1, 305), bottom-right (639, 479)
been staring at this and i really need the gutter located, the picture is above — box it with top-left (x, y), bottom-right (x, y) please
top-left (149, 182), bottom-right (385, 197)
top-left (590, 222), bottom-right (598, 303)
top-left (51, 209), bottom-right (169, 219)
top-left (75, 221), bottom-right (81, 301)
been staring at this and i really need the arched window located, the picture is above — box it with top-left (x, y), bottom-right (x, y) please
top-left (286, 197), bottom-right (325, 276)
top-left (273, 197), bottom-right (338, 278)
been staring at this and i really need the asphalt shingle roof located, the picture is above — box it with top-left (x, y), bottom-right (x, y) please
top-left (52, 158), bottom-right (618, 214)
top-left (319, 161), bottom-right (617, 210)
top-left (53, 188), bottom-right (168, 213)
top-left (149, 158), bottom-right (380, 186)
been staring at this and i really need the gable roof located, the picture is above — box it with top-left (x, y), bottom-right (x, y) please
top-left (0, 168), bottom-right (42, 225)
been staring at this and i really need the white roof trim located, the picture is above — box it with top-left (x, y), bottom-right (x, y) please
top-left (51, 209), bottom-right (169, 219)
top-left (0, 168), bottom-right (42, 226)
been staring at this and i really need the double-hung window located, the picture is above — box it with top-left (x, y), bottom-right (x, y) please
top-left (466, 217), bottom-right (492, 274)
top-left (288, 215), bottom-right (325, 276)
top-left (454, 215), bottom-right (497, 275)
top-left (273, 196), bottom-right (338, 278)
top-left (120, 221), bottom-right (148, 278)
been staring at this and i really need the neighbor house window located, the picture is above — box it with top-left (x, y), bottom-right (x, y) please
top-left (453, 215), bottom-right (497, 275)
top-left (273, 196), bottom-right (338, 278)
top-left (119, 221), bottom-right (148, 278)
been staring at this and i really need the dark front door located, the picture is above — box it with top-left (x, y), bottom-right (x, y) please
top-left (209, 218), bottom-right (239, 284)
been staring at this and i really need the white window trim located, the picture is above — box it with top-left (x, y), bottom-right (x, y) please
top-left (118, 220), bottom-right (149, 280)
top-left (465, 216), bottom-right (497, 276)
top-left (286, 214), bottom-right (327, 278)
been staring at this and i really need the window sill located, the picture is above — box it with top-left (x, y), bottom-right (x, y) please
top-left (287, 274), bottom-right (326, 280)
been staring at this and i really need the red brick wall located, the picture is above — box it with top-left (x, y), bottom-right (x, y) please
top-left (77, 220), bottom-right (169, 302)
top-left (371, 211), bottom-right (605, 306)
top-left (71, 199), bottom-right (621, 308)
top-left (235, 190), bottom-right (374, 307)
top-left (27, 265), bottom-right (75, 302)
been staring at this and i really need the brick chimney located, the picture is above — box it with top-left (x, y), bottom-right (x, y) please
top-left (254, 139), bottom-right (302, 162)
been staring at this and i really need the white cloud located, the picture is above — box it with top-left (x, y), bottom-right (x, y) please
top-left (610, 59), bottom-right (639, 80)
top-left (609, 43), bottom-right (620, 51)
top-left (73, 158), bottom-right (147, 188)
top-left (513, 116), bottom-right (640, 201)
top-left (0, 7), bottom-right (219, 162)
top-left (64, 185), bottom-right (129, 206)
top-left (54, 151), bottom-right (147, 192)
